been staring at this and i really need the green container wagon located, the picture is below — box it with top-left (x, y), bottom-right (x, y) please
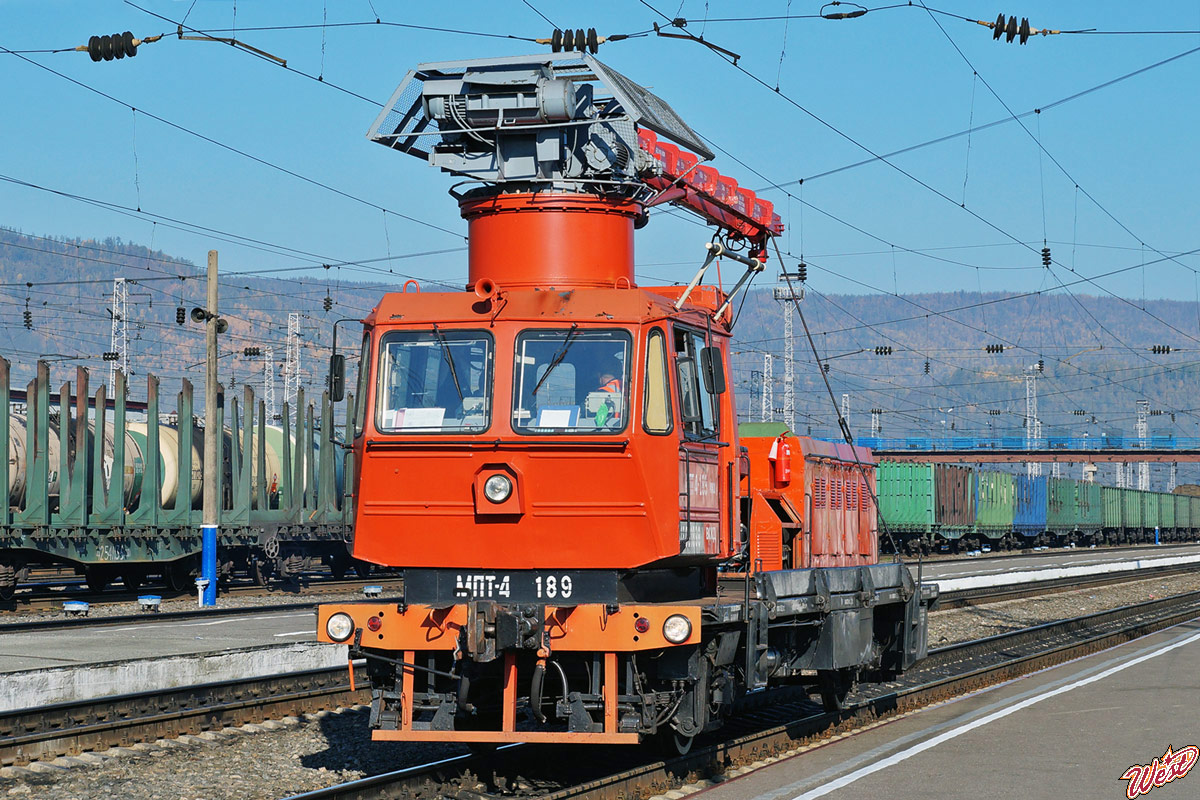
top-left (1079, 480), bottom-right (1102, 533)
top-left (1122, 488), bottom-right (1143, 530)
top-left (975, 470), bottom-right (1015, 541)
top-left (1143, 491), bottom-right (1160, 531)
top-left (1178, 494), bottom-right (1192, 531)
top-left (877, 462), bottom-right (935, 535)
top-left (1192, 496), bottom-right (1200, 533)
top-left (1160, 491), bottom-right (1175, 531)
top-left (1047, 478), bottom-right (1079, 536)
top-left (1101, 486), bottom-right (1122, 530)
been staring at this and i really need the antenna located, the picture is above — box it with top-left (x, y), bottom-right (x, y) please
top-left (284, 313), bottom-right (302, 409)
top-left (108, 278), bottom-right (128, 392)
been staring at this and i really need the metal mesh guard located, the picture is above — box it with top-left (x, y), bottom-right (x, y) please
top-left (585, 55), bottom-right (713, 160)
top-left (366, 53), bottom-right (712, 163)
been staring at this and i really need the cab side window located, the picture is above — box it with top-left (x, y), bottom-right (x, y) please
top-left (643, 328), bottom-right (672, 435)
top-left (673, 326), bottom-right (718, 438)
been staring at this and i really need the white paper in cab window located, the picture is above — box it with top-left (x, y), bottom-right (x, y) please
top-left (399, 408), bottom-right (446, 429)
top-left (537, 408), bottom-right (576, 427)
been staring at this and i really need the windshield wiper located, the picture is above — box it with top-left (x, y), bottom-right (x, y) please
top-left (431, 323), bottom-right (464, 403)
top-left (532, 323), bottom-right (579, 396)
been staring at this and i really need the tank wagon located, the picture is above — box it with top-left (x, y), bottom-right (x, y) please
top-left (0, 359), bottom-right (355, 599)
top-left (877, 461), bottom-right (1198, 552)
top-left (316, 52), bottom-right (935, 751)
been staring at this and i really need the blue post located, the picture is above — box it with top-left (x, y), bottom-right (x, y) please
top-left (201, 524), bottom-right (218, 605)
top-left (1155, 526), bottom-right (1160, 546)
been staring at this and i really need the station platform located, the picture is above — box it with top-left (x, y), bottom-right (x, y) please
top-left (0, 609), bottom-right (347, 711)
top-left (913, 541), bottom-right (1200, 582)
top-left (700, 617), bottom-right (1200, 800)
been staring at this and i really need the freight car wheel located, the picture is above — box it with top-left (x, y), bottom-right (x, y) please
top-left (817, 668), bottom-right (856, 713)
top-left (164, 561), bottom-right (193, 593)
top-left (85, 568), bottom-right (112, 593)
top-left (120, 571), bottom-right (144, 591)
top-left (0, 559), bottom-right (16, 601)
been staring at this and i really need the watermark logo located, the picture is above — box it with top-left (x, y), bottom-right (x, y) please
top-left (1119, 745), bottom-right (1198, 799)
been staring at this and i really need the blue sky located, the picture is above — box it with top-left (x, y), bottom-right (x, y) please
top-left (2, 1), bottom-right (1198, 302)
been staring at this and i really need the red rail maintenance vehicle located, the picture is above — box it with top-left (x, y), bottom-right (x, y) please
top-left (317, 51), bottom-right (934, 752)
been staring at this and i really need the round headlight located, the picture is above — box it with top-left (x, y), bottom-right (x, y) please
top-left (662, 614), bottom-right (692, 644)
top-left (483, 474), bottom-right (513, 503)
top-left (325, 612), bottom-right (355, 642)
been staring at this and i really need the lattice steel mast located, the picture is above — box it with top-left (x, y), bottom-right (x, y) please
top-left (108, 278), bottom-right (128, 392)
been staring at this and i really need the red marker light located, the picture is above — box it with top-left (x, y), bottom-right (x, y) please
top-left (634, 617), bottom-right (650, 634)
top-left (367, 616), bottom-right (383, 632)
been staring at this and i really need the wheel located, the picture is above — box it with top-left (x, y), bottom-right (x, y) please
top-left (0, 580), bottom-right (14, 602)
top-left (120, 571), bottom-right (144, 591)
top-left (817, 669), bottom-right (855, 713)
top-left (252, 559), bottom-right (269, 587)
top-left (85, 569), bottom-right (110, 593)
top-left (655, 727), bottom-right (695, 756)
top-left (352, 560), bottom-right (373, 578)
top-left (164, 562), bottom-right (193, 593)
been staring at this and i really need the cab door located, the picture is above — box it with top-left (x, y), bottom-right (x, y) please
top-left (673, 325), bottom-right (726, 558)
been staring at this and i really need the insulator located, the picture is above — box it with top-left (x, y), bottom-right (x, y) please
top-left (1037, 359), bottom-right (1044, 372)
top-left (797, 262), bottom-right (808, 282)
top-left (1041, 246), bottom-right (1051, 267)
top-left (587, 27), bottom-right (599, 54)
top-left (1019, 17), bottom-right (1031, 45)
top-left (243, 347), bottom-right (261, 357)
top-left (103, 351), bottom-right (119, 361)
top-left (175, 306), bottom-right (186, 324)
top-left (551, 29), bottom-right (563, 52)
top-left (822, 363), bottom-right (830, 373)
top-left (992, 12), bottom-right (1005, 40)
top-left (23, 309), bottom-right (32, 329)
top-left (1005, 15), bottom-right (1018, 43)
top-left (563, 28), bottom-right (575, 51)
top-left (323, 295), bottom-right (332, 312)
top-left (575, 29), bottom-right (586, 52)
top-left (87, 31), bottom-right (138, 62)
top-left (924, 360), bottom-right (930, 374)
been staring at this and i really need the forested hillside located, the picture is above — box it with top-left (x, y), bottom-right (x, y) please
top-left (3, 226), bottom-right (1197, 444)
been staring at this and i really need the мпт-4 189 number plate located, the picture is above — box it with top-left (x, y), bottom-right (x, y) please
top-left (403, 569), bottom-right (618, 605)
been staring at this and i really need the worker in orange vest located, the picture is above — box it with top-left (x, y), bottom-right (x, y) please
top-left (594, 359), bottom-right (622, 427)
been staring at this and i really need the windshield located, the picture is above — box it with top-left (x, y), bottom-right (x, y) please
top-left (376, 329), bottom-right (493, 433)
top-left (512, 328), bottom-right (631, 434)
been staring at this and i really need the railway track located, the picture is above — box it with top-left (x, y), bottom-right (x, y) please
top-left (279, 589), bottom-right (1200, 800)
top-left (5, 575), bottom-right (1197, 782)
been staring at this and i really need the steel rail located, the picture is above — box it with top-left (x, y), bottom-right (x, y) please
top-left (0, 665), bottom-right (370, 767)
top-left (283, 590), bottom-right (1200, 800)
